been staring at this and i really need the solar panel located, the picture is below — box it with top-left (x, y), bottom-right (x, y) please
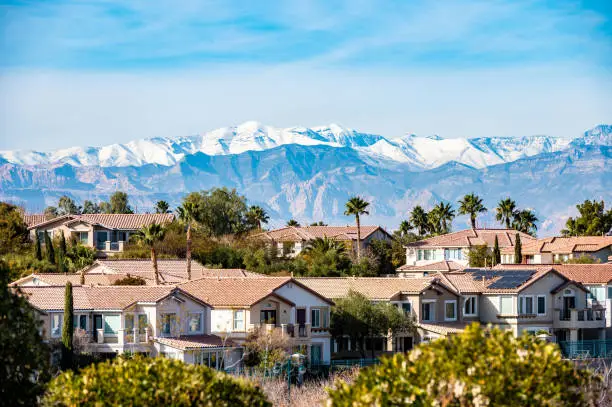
top-left (465, 268), bottom-right (535, 289)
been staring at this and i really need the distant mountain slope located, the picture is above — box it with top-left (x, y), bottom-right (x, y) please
top-left (4, 122), bottom-right (606, 171)
top-left (1, 139), bottom-right (610, 235)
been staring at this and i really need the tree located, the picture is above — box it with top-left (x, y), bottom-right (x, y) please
top-left (310, 221), bottom-right (328, 226)
top-left (513, 209), bottom-right (538, 236)
top-left (155, 200), bottom-right (171, 214)
top-left (429, 202), bottom-right (455, 235)
top-left (286, 219), bottom-right (300, 227)
top-left (246, 205), bottom-right (269, 230)
top-left (108, 191), bottom-right (133, 214)
top-left (98, 201), bottom-right (112, 214)
top-left (0, 202), bottom-right (29, 255)
top-left (182, 188), bottom-right (250, 237)
top-left (561, 200), bottom-right (612, 237)
top-left (327, 324), bottom-right (599, 406)
top-left (367, 239), bottom-right (395, 275)
top-left (493, 235), bottom-right (501, 265)
top-left (496, 198), bottom-right (517, 228)
top-left (564, 255), bottom-right (600, 264)
top-left (0, 261), bottom-right (50, 405)
top-left (458, 193), bottom-right (487, 229)
top-left (81, 200), bottom-right (100, 214)
top-left (61, 282), bottom-right (74, 370)
top-left (468, 245), bottom-right (493, 267)
top-left (44, 206), bottom-right (58, 219)
top-left (44, 231), bottom-right (55, 264)
top-left (112, 274), bottom-right (147, 285)
top-left (43, 356), bottom-right (270, 406)
top-left (344, 196), bottom-right (370, 260)
top-left (409, 206), bottom-right (429, 236)
top-left (134, 223), bottom-right (166, 285)
top-left (177, 202), bottom-right (198, 281)
top-left (300, 238), bottom-right (351, 277)
top-left (514, 233), bottom-right (522, 264)
top-left (398, 220), bottom-right (411, 237)
top-left (57, 195), bottom-right (81, 215)
top-left (34, 233), bottom-right (42, 260)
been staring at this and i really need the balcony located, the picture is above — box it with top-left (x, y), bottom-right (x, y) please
top-left (92, 327), bottom-right (151, 346)
top-left (553, 308), bottom-right (606, 330)
top-left (97, 240), bottom-right (126, 252)
top-left (281, 323), bottom-right (311, 339)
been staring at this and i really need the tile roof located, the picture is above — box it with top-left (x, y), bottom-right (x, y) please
top-left (155, 335), bottom-right (236, 350)
top-left (549, 264), bottom-right (612, 284)
top-left (418, 322), bottom-right (469, 336)
top-left (27, 213), bottom-right (174, 230)
top-left (253, 225), bottom-right (388, 243)
top-left (296, 276), bottom-right (454, 300)
top-left (22, 214), bottom-right (49, 227)
top-left (407, 229), bottom-right (534, 249)
top-left (17, 285), bottom-right (179, 311)
top-left (397, 260), bottom-right (464, 272)
top-left (179, 277), bottom-right (294, 307)
top-left (441, 267), bottom-right (557, 294)
top-left (9, 273), bottom-right (122, 287)
top-left (500, 236), bottom-right (612, 255)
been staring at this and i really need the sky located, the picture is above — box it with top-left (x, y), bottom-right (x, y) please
top-left (0, 0), bottom-right (611, 151)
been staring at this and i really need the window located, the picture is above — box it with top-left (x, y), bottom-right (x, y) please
top-left (589, 286), bottom-right (605, 301)
top-left (51, 313), bottom-right (63, 337)
top-left (104, 315), bottom-right (121, 335)
top-left (402, 302), bottom-right (411, 314)
top-left (78, 231), bottom-right (88, 245)
top-left (608, 287), bottom-right (612, 299)
top-left (519, 296), bottom-right (534, 315)
top-left (417, 250), bottom-right (423, 260)
top-left (311, 309), bottom-right (321, 328)
top-left (464, 296), bottom-right (477, 316)
top-left (500, 296), bottom-right (514, 315)
top-left (444, 300), bottom-right (457, 321)
top-left (537, 295), bottom-right (546, 315)
top-left (260, 310), bottom-right (277, 325)
top-left (125, 314), bottom-right (134, 331)
top-left (422, 302), bottom-right (435, 322)
top-left (161, 313), bottom-right (176, 335)
top-left (445, 248), bottom-right (463, 260)
top-left (79, 314), bottom-right (87, 330)
top-left (424, 250), bottom-right (433, 260)
top-left (138, 314), bottom-right (148, 332)
top-left (233, 310), bottom-right (244, 331)
top-left (188, 313), bottom-right (203, 333)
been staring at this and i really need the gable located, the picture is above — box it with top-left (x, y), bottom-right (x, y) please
top-left (274, 280), bottom-right (333, 307)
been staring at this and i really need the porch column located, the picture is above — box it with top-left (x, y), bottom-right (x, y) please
top-left (105, 241), bottom-right (111, 251)
top-left (569, 329), bottom-right (579, 342)
top-left (387, 328), bottom-right (393, 352)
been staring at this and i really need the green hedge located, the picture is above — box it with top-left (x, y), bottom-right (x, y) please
top-left (327, 323), bottom-right (600, 406)
top-left (43, 356), bottom-right (270, 406)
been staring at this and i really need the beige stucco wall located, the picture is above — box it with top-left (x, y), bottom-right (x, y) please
top-left (408, 286), bottom-right (460, 323)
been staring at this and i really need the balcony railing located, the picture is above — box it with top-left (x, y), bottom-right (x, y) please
top-left (93, 327), bottom-right (151, 345)
top-left (96, 241), bottom-right (126, 252)
top-left (553, 308), bottom-right (605, 329)
top-left (280, 323), bottom-right (311, 339)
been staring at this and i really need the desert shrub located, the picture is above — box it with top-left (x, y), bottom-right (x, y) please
top-left (327, 323), bottom-right (600, 406)
top-left (42, 355), bottom-right (270, 406)
top-left (112, 274), bottom-right (146, 286)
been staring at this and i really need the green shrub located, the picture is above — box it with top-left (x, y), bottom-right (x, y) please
top-left (43, 355), bottom-right (270, 406)
top-left (112, 274), bottom-right (147, 285)
top-left (327, 323), bottom-right (600, 406)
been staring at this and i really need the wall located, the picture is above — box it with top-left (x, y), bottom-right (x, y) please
top-left (411, 286), bottom-right (460, 323)
top-left (154, 294), bottom-right (211, 337)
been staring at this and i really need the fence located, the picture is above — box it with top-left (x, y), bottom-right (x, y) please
top-left (559, 340), bottom-right (612, 359)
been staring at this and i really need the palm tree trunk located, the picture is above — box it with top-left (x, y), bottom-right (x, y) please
top-left (356, 215), bottom-right (361, 260)
top-left (186, 223), bottom-right (192, 281)
top-left (506, 218), bottom-right (511, 229)
top-left (471, 215), bottom-right (476, 229)
top-left (152, 247), bottom-right (160, 285)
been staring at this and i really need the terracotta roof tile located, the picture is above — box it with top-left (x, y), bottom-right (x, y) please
top-left (442, 267), bottom-right (556, 294)
top-left (22, 214), bottom-right (49, 227)
top-left (253, 225), bottom-right (388, 243)
top-left (179, 277), bottom-right (293, 307)
top-left (407, 229), bottom-right (534, 249)
top-left (500, 236), bottom-right (612, 255)
top-left (550, 264), bottom-right (612, 284)
top-left (397, 260), bottom-right (464, 273)
top-left (418, 322), bottom-right (469, 336)
top-left (27, 213), bottom-right (174, 230)
top-left (10, 273), bottom-right (121, 287)
top-left (155, 335), bottom-right (236, 350)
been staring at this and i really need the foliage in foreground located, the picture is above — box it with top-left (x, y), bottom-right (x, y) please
top-left (327, 323), bottom-right (600, 406)
top-left (43, 355), bottom-right (270, 407)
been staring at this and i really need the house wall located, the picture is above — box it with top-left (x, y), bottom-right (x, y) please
top-left (409, 286), bottom-right (460, 323)
top-left (250, 297), bottom-right (293, 326)
top-left (155, 294), bottom-right (211, 337)
top-left (405, 247), bottom-right (469, 267)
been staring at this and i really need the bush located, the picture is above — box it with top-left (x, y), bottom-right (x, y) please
top-left (43, 355), bottom-right (270, 406)
top-left (327, 323), bottom-right (600, 406)
top-left (112, 274), bottom-right (147, 285)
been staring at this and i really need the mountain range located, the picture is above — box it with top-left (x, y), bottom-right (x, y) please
top-left (1, 123), bottom-right (610, 235)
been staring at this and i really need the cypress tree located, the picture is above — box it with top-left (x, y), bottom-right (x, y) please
top-left (514, 233), bottom-right (522, 264)
top-left (44, 231), bottom-right (55, 264)
top-left (61, 282), bottom-right (73, 370)
top-left (493, 235), bottom-right (501, 265)
top-left (57, 232), bottom-right (68, 272)
top-left (35, 234), bottom-right (42, 261)
top-left (59, 231), bottom-right (67, 257)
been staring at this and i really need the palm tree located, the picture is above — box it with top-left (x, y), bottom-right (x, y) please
top-left (513, 209), bottom-right (538, 236)
top-left (155, 200), bottom-right (171, 214)
top-left (409, 206), bottom-right (429, 236)
top-left (134, 223), bottom-right (166, 285)
top-left (496, 198), bottom-right (517, 229)
top-left (430, 202), bottom-right (455, 235)
top-left (177, 202), bottom-right (198, 280)
top-left (399, 220), bottom-right (411, 236)
top-left (458, 193), bottom-right (487, 229)
top-left (302, 237), bottom-right (347, 256)
top-left (286, 219), bottom-right (300, 227)
top-left (344, 196), bottom-right (370, 260)
top-left (246, 205), bottom-right (269, 230)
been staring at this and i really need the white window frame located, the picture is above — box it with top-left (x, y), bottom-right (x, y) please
top-left (187, 312), bottom-right (204, 334)
top-left (51, 312), bottom-right (63, 337)
top-left (518, 295), bottom-right (535, 315)
top-left (421, 300), bottom-right (436, 322)
top-left (536, 295), bottom-right (546, 316)
top-left (103, 314), bottom-right (121, 336)
top-left (160, 313), bottom-right (176, 336)
top-left (311, 308), bottom-right (321, 328)
top-left (233, 310), bottom-right (244, 331)
top-left (499, 296), bottom-right (514, 315)
top-left (463, 295), bottom-right (478, 317)
top-left (444, 300), bottom-right (457, 321)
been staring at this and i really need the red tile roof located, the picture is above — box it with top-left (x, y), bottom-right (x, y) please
top-left (26, 213), bottom-right (174, 230)
top-left (500, 236), bottom-right (612, 255)
top-left (418, 322), bottom-right (469, 336)
top-left (253, 225), bottom-right (389, 243)
top-left (155, 335), bottom-right (236, 350)
top-left (441, 267), bottom-right (558, 294)
top-left (550, 264), bottom-right (612, 284)
top-left (407, 229), bottom-right (534, 249)
top-left (22, 214), bottom-right (49, 227)
top-left (397, 260), bottom-right (464, 273)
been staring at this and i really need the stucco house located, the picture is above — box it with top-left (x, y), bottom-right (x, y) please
top-left (23, 213), bottom-right (174, 255)
top-left (396, 260), bottom-right (464, 278)
top-left (252, 225), bottom-right (392, 257)
top-left (403, 228), bottom-right (534, 267)
top-left (500, 236), bottom-right (612, 264)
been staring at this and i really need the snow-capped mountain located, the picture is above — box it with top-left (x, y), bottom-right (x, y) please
top-left (1, 121), bottom-right (595, 171)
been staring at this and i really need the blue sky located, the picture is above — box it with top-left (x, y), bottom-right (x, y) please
top-left (1, 0), bottom-right (611, 150)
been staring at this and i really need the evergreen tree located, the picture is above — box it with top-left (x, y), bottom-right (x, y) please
top-left (61, 282), bottom-right (73, 370)
top-left (514, 233), bottom-right (522, 264)
top-left (59, 231), bottom-right (67, 257)
top-left (493, 235), bottom-right (501, 265)
top-left (35, 234), bottom-right (42, 261)
top-left (458, 193), bottom-right (487, 229)
top-left (44, 231), bottom-right (55, 264)
top-left (57, 250), bottom-right (67, 273)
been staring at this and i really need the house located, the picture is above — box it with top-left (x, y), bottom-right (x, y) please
top-left (18, 285), bottom-right (241, 368)
top-left (499, 236), bottom-right (612, 264)
top-left (403, 228), bottom-right (534, 267)
top-left (252, 225), bottom-right (392, 257)
top-left (179, 277), bottom-right (334, 366)
top-left (23, 213), bottom-right (174, 255)
top-left (396, 260), bottom-right (464, 278)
